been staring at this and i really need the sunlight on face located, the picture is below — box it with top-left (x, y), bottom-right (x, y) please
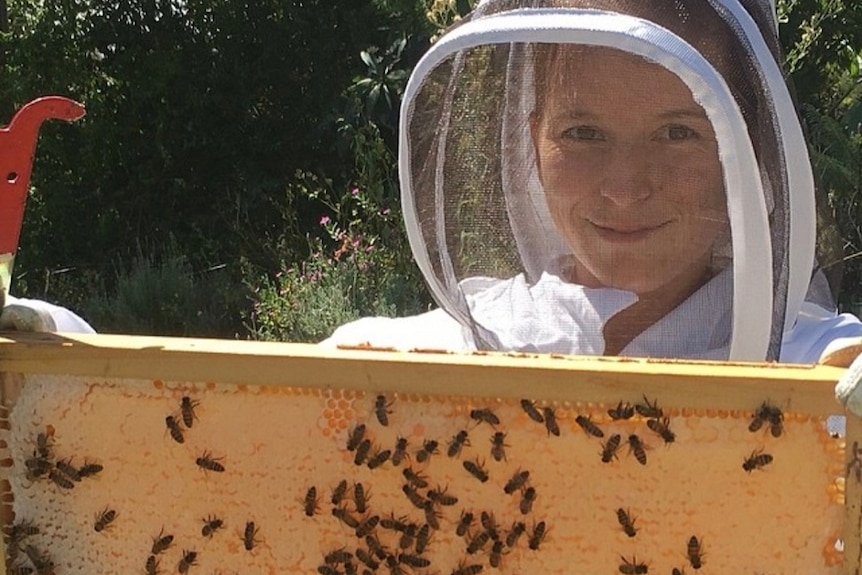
top-left (531, 46), bottom-right (729, 297)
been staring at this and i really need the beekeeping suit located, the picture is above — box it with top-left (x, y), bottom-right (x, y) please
top-left (324, 0), bottom-right (862, 369)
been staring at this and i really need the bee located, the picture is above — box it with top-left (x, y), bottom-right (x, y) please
top-left (332, 506), bottom-right (361, 529)
top-left (178, 550), bottom-right (198, 574)
top-left (180, 396), bottom-right (199, 428)
top-left (398, 553), bottom-right (430, 568)
top-left (48, 469), bottom-right (74, 490)
top-left (54, 458), bottom-right (80, 482)
top-left (635, 396), bottom-right (663, 418)
top-left (392, 437), bottom-right (409, 466)
top-left (463, 457), bottom-right (489, 483)
top-left (616, 508), bottom-right (638, 537)
top-left (519, 486), bottom-right (537, 514)
top-left (35, 431), bottom-right (52, 459)
top-left (466, 530), bottom-right (490, 554)
top-left (402, 467), bottom-right (429, 488)
top-left (480, 511), bottom-right (499, 540)
top-left (470, 407), bottom-right (500, 427)
top-left (456, 510), bottom-right (474, 537)
top-left (354, 514), bottom-right (379, 538)
top-left (243, 521), bottom-right (260, 551)
top-left (687, 535), bottom-right (705, 569)
top-left (506, 521), bottom-right (526, 547)
top-left (504, 469), bottom-right (530, 494)
top-left (608, 401), bottom-right (635, 420)
top-left (356, 548), bottom-right (380, 570)
top-left (542, 407), bottom-right (560, 436)
top-left (196, 451), bottom-right (225, 473)
top-left (325, 549), bottom-right (353, 564)
top-left (490, 431), bottom-right (508, 462)
top-left (381, 514), bottom-right (409, 532)
top-left (402, 484), bottom-right (427, 509)
top-left (428, 486), bottom-right (458, 506)
top-left (619, 555), bottom-right (649, 574)
top-left (672, 570), bottom-right (686, 575)
top-left (347, 424), bottom-right (367, 452)
top-left (742, 448), bottom-right (773, 472)
top-left (303, 486), bottom-right (320, 517)
top-left (151, 528), bottom-right (174, 554)
top-left (354, 482), bottom-right (370, 514)
top-left (575, 415), bottom-right (604, 438)
top-left (521, 399), bottom-right (545, 423)
top-left (165, 415), bottom-right (184, 444)
top-left (145, 555), bottom-right (159, 575)
top-left (24, 455), bottom-right (51, 479)
top-left (354, 439), bottom-right (373, 466)
top-left (415, 523), bottom-right (431, 553)
top-left (367, 448), bottom-right (391, 470)
top-left (374, 395), bottom-right (392, 426)
top-left (750, 402), bottom-right (784, 437)
top-left (93, 508), bottom-right (117, 532)
top-left (399, 523), bottom-right (418, 549)
top-left (317, 566), bottom-right (339, 575)
top-left (489, 540), bottom-right (505, 568)
top-left (385, 554), bottom-right (406, 575)
top-left (628, 434), bottom-right (647, 465)
top-left (9, 564), bottom-right (34, 575)
top-left (528, 520), bottom-right (547, 550)
top-left (331, 479), bottom-right (349, 505)
top-left (422, 500), bottom-right (441, 530)
top-left (200, 515), bottom-right (224, 538)
top-left (767, 405), bottom-right (784, 437)
top-left (447, 430), bottom-right (470, 457)
top-left (416, 439), bottom-right (439, 463)
top-left (9, 520), bottom-right (40, 546)
top-left (365, 534), bottom-right (388, 559)
top-left (646, 417), bottom-right (675, 444)
top-left (601, 433), bottom-right (622, 463)
top-left (451, 561), bottom-right (484, 575)
top-left (77, 460), bottom-right (103, 478)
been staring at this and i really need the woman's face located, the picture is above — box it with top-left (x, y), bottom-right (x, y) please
top-left (531, 47), bottom-right (728, 296)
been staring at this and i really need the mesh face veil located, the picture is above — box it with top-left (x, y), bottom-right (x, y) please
top-left (400, 0), bottom-right (838, 361)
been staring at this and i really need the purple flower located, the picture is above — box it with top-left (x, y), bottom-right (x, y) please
top-left (319, 215), bottom-right (330, 226)
top-left (351, 187), bottom-right (360, 196)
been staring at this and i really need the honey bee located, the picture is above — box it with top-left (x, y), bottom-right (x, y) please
top-left (601, 434), bottom-right (622, 463)
top-left (332, 479), bottom-right (349, 505)
top-left (402, 484), bottom-right (427, 509)
top-left (356, 548), bottom-right (380, 570)
top-left (470, 407), bottom-right (500, 427)
top-left (243, 521), bottom-right (260, 551)
top-left (767, 406), bottom-right (784, 437)
top-left (354, 514), bottom-right (379, 538)
top-left (392, 437), bottom-right (409, 466)
top-left (466, 530), bottom-right (490, 554)
top-left (616, 508), bottom-right (638, 537)
top-left (24, 455), bottom-right (51, 479)
top-left (646, 417), bottom-right (676, 444)
top-left (165, 415), bottom-right (184, 444)
top-left (178, 550), bottom-right (198, 574)
top-left (575, 415), bottom-right (604, 438)
top-left (145, 555), bottom-right (159, 575)
top-left (628, 434), bottom-right (647, 465)
top-left (354, 482), bottom-right (370, 514)
top-left (608, 401), bottom-right (635, 420)
top-left (399, 523), bottom-right (418, 549)
top-left (381, 514), bottom-right (409, 532)
top-left (456, 511), bottom-right (474, 537)
top-left (451, 561), bottom-right (484, 575)
top-left (447, 430), bottom-right (470, 458)
top-left (93, 508), bottom-right (117, 532)
top-left (332, 506), bottom-right (361, 529)
top-left (354, 439), bottom-right (373, 466)
top-left (347, 424), bottom-right (367, 452)
top-left (619, 555), bottom-right (649, 574)
top-left (671, 569), bottom-right (685, 575)
top-left (422, 500), bottom-right (441, 530)
top-left (504, 469), bottom-right (530, 494)
top-left (374, 394), bottom-right (393, 426)
top-left (367, 448), bottom-right (391, 470)
top-left (489, 540), bottom-right (505, 568)
top-left (317, 566), bottom-right (339, 575)
top-left (528, 520), bottom-right (547, 550)
top-left (687, 535), bottom-right (705, 569)
top-left (202, 515), bottom-right (224, 538)
top-left (403, 467), bottom-right (429, 489)
top-left (398, 553), bottom-right (430, 568)
top-left (416, 439), bottom-right (439, 463)
top-left (490, 431), bottom-right (509, 462)
top-left (742, 448), bottom-right (773, 473)
top-left (325, 549), bottom-right (353, 564)
top-left (151, 529), bottom-right (174, 554)
top-left (428, 486), bottom-right (458, 506)
top-left (506, 521), bottom-right (526, 547)
top-left (196, 451), bottom-right (225, 473)
top-left (415, 523), bottom-right (431, 553)
top-left (520, 399), bottom-right (545, 423)
top-left (519, 486), bottom-right (537, 515)
top-left (35, 431), bottom-right (52, 459)
top-left (480, 511), bottom-right (499, 540)
top-left (635, 396), bottom-right (663, 418)
top-left (77, 460), bottom-right (103, 478)
top-left (463, 458), bottom-right (489, 483)
top-left (54, 458), bottom-right (80, 482)
top-left (9, 563), bottom-right (34, 575)
top-left (303, 486), bottom-right (320, 517)
top-left (750, 402), bottom-right (784, 437)
top-left (9, 520), bottom-right (40, 546)
top-left (365, 534), bottom-right (388, 559)
top-left (180, 396), bottom-right (199, 428)
top-left (542, 407), bottom-right (560, 436)
top-left (48, 469), bottom-right (74, 490)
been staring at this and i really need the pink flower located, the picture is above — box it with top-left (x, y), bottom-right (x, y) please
top-left (319, 215), bottom-right (330, 226)
top-left (351, 187), bottom-right (360, 196)
top-left (381, 208), bottom-right (391, 215)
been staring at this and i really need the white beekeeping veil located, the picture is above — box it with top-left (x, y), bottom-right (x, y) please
top-left (399, 0), bottom-right (841, 361)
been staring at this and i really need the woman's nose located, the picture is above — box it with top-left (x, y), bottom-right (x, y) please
top-left (598, 145), bottom-right (654, 206)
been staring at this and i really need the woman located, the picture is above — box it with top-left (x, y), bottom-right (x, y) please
top-left (324, 0), bottom-right (862, 364)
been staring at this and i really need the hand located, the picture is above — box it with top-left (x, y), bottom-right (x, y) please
top-left (0, 304), bottom-right (57, 332)
top-left (836, 350), bottom-right (862, 418)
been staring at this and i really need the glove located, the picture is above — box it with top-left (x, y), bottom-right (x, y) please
top-left (832, 341), bottom-right (862, 417)
top-left (0, 304), bottom-right (58, 332)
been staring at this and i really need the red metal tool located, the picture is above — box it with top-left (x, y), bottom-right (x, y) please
top-left (0, 96), bottom-right (86, 298)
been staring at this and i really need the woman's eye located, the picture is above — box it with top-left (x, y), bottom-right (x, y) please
top-left (562, 126), bottom-right (604, 141)
top-left (661, 125), bottom-right (699, 141)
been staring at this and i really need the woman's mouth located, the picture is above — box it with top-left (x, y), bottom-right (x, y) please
top-left (589, 220), bottom-right (669, 243)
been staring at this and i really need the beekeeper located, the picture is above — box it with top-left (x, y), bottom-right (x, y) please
top-left (324, 0), bottom-right (862, 366)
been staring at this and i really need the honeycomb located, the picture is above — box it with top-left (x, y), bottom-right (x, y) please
top-left (0, 373), bottom-right (845, 574)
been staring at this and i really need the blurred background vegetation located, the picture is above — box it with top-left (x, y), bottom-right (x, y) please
top-left (0, 0), bottom-right (859, 340)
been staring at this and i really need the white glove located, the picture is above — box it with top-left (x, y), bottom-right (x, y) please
top-left (0, 304), bottom-right (58, 332)
top-left (836, 350), bottom-right (862, 418)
